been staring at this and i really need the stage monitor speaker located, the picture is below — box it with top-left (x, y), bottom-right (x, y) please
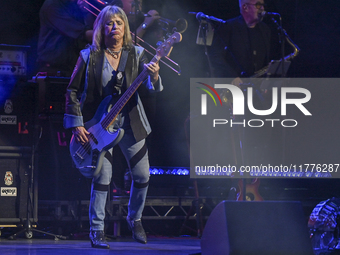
top-left (201, 201), bottom-right (314, 255)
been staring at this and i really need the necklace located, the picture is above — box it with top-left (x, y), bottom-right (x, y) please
top-left (106, 47), bottom-right (123, 59)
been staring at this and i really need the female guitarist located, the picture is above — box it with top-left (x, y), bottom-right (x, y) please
top-left (64, 5), bottom-right (162, 248)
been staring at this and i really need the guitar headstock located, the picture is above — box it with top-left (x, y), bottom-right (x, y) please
top-left (155, 32), bottom-right (182, 59)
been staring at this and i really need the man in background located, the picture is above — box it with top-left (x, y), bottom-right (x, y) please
top-left (209, 0), bottom-right (271, 85)
top-left (37, 0), bottom-right (94, 76)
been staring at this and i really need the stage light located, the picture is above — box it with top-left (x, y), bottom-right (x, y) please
top-left (149, 166), bottom-right (190, 175)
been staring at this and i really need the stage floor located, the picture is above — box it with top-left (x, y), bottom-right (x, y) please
top-left (0, 236), bottom-right (201, 255)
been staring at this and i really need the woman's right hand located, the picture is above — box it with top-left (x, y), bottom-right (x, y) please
top-left (72, 126), bottom-right (90, 145)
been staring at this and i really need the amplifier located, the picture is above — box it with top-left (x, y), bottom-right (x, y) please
top-left (0, 44), bottom-right (29, 76)
top-left (0, 147), bottom-right (31, 222)
top-left (0, 80), bottom-right (36, 147)
top-left (30, 75), bottom-right (70, 115)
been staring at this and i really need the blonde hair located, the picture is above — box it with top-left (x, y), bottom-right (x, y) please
top-left (91, 5), bottom-right (133, 51)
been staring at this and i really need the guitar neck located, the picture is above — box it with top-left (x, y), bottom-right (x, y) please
top-left (101, 55), bottom-right (160, 130)
top-left (97, 31), bottom-right (182, 130)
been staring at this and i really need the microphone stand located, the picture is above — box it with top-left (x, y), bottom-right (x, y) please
top-left (196, 18), bottom-right (244, 200)
top-left (279, 16), bottom-right (285, 78)
top-left (182, 19), bottom-right (214, 237)
top-left (278, 16), bottom-right (286, 166)
top-left (200, 21), bottom-right (214, 77)
top-left (270, 16), bottom-right (285, 78)
top-left (270, 16), bottom-right (288, 164)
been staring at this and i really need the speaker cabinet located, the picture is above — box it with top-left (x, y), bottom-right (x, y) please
top-left (0, 78), bottom-right (37, 223)
top-left (0, 153), bottom-right (30, 222)
top-left (201, 201), bottom-right (314, 255)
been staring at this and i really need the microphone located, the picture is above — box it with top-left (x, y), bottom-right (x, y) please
top-left (190, 12), bottom-right (226, 23)
top-left (261, 11), bottom-right (281, 17)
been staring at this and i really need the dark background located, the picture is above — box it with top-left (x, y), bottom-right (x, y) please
top-left (1, 0), bottom-right (340, 202)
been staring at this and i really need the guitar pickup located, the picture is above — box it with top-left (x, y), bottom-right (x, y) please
top-left (73, 152), bottom-right (84, 164)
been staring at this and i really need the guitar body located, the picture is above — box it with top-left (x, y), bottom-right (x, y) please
top-left (69, 96), bottom-right (124, 178)
top-left (237, 178), bottom-right (264, 201)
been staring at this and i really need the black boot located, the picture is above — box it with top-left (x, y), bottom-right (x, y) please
top-left (127, 217), bottom-right (147, 244)
top-left (89, 230), bottom-right (110, 249)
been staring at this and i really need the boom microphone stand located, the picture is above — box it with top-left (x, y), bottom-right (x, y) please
top-left (195, 14), bottom-right (245, 200)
